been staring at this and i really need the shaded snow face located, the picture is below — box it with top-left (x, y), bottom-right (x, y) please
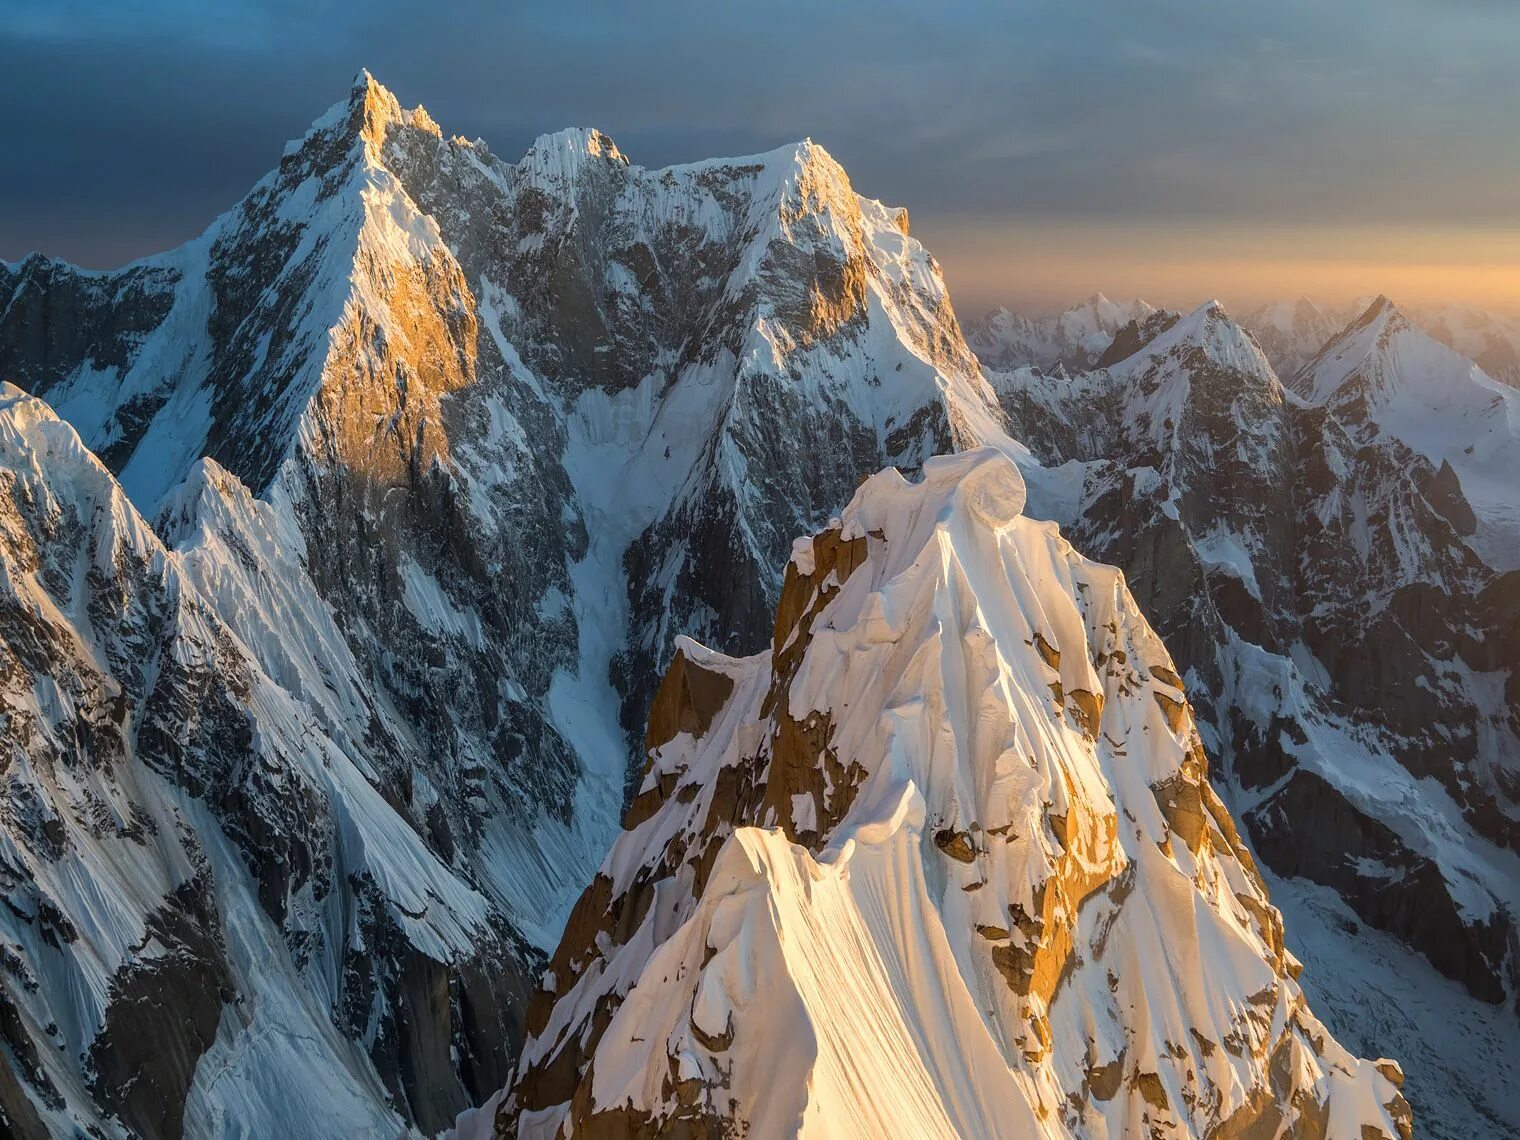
top-left (1241, 296), bottom-right (1337, 380)
top-left (505, 449), bottom-right (1409, 1140)
top-left (988, 298), bottom-right (1520, 1133)
top-left (0, 73), bottom-right (1009, 1136)
top-left (1415, 303), bottom-right (1520, 391)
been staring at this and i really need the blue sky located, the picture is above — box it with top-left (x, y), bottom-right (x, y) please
top-left (4, 0), bottom-right (1517, 311)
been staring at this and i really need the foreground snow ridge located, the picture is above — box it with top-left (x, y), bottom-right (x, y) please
top-left (504, 449), bottom-right (1410, 1139)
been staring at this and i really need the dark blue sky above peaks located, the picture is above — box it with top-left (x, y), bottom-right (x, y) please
top-left (4, 0), bottom-right (1518, 312)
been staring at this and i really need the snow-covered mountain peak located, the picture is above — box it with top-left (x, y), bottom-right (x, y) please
top-left (516, 125), bottom-right (629, 186)
top-left (1300, 293), bottom-right (1476, 405)
top-left (1238, 295), bottom-right (1342, 380)
top-left (969, 294), bottom-right (1159, 372)
top-left (1057, 292), bottom-right (1156, 340)
top-left (1, 378), bottom-right (37, 418)
top-left (349, 67), bottom-right (410, 144)
top-left (843, 446), bottom-right (1029, 542)
top-left (293, 68), bottom-right (434, 161)
top-left (1294, 293), bottom-right (1520, 567)
top-left (1109, 299), bottom-right (1278, 395)
top-left (151, 454), bottom-right (259, 549)
top-left (0, 72), bottom-right (1023, 1135)
top-left (1261, 295), bottom-right (1324, 325)
top-left (505, 446), bottom-right (1410, 1139)
top-left (0, 381), bottom-right (148, 537)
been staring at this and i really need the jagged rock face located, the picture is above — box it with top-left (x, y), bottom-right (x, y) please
top-left (0, 73), bottom-right (1006, 1136)
top-left (369, 107), bottom-right (994, 767)
top-left (0, 384), bottom-right (235, 1140)
top-left (994, 304), bottom-right (1302, 680)
top-left (0, 383), bottom-right (539, 1139)
top-left (504, 450), bottom-right (1409, 1140)
top-left (966, 294), bottom-right (1159, 373)
top-left (985, 299), bottom-right (1520, 1127)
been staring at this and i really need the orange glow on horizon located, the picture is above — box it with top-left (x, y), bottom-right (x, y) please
top-left (918, 218), bottom-right (1520, 317)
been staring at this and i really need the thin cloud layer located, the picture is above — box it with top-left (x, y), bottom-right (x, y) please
top-left (3, 0), bottom-right (1516, 309)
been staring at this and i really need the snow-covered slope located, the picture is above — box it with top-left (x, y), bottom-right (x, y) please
top-left (966, 294), bottom-right (1158, 372)
top-left (1413, 303), bottom-right (1520, 390)
top-left (1240, 297), bottom-right (1520, 394)
top-left (502, 448), bottom-right (1410, 1139)
top-left (988, 299), bottom-right (1520, 1135)
top-left (0, 383), bottom-right (491, 1140)
top-left (0, 73), bottom-right (1008, 1136)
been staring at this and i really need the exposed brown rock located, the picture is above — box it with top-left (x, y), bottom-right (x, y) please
top-left (1149, 664), bottom-right (1184, 690)
top-left (770, 528), bottom-right (869, 661)
top-left (1135, 1070), bottom-right (1170, 1111)
top-left (1087, 1054), bottom-right (1125, 1102)
top-left (934, 829), bottom-right (977, 864)
top-left (86, 874), bottom-right (233, 1140)
top-left (1153, 690), bottom-right (1188, 733)
top-left (1067, 688), bottom-right (1103, 741)
top-left (1152, 773), bottom-right (1208, 856)
top-left (646, 649), bottom-right (737, 755)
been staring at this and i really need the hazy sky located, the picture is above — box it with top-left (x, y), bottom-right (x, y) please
top-left (4, 0), bottom-right (1517, 316)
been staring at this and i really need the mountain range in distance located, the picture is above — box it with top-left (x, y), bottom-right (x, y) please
top-left (1, 72), bottom-right (1516, 1140)
top-left (969, 292), bottom-right (1520, 390)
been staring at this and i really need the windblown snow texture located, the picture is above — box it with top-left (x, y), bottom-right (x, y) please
top-left (504, 449), bottom-right (1409, 1140)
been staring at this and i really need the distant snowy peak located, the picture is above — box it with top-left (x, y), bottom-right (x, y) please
top-left (1295, 294), bottom-right (1513, 415)
top-left (1058, 290), bottom-right (1158, 341)
top-left (1243, 293), bottom-right (1520, 392)
top-left (1242, 295), bottom-right (1338, 378)
top-left (1110, 299), bottom-right (1277, 385)
top-left (1297, 295), bottom-right (1520, 568)
top-left (504, 448), bottom-right (1410, 1140)
top-left (1415, 301), bottom-right (1520, 390)
top-left (968, 293), bottom-right (1158, 371)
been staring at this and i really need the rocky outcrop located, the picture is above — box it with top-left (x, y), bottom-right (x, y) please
top-left (86, 876), bottom-right (232, 1140)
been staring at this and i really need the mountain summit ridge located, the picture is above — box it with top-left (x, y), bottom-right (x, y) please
top-left (0, 72), bottom-right (1008, 1137)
